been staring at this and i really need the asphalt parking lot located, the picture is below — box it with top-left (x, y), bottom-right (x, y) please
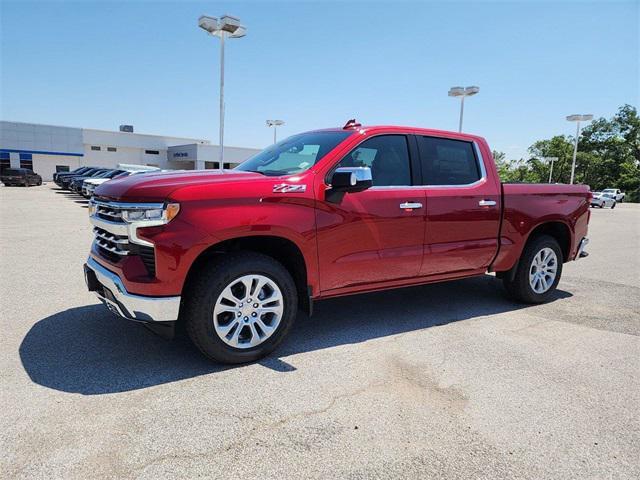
top-left (1, 184), bottom-right (639, 479)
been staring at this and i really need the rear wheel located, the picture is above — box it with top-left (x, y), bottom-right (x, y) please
top-left (184, 252), bottom-right (298, 364)
top-left (611, 202), bottom-right (616, 209)
top-left (503, 234), bottom-right (563, 304)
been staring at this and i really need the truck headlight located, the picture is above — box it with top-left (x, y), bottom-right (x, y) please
top-left (121, 203), bottom-right (180, 224)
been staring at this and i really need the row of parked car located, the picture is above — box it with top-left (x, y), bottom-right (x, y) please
top-left (590, 189), bottom-right (626, 209)
top-left (53, 164), bottom-right (163, 196)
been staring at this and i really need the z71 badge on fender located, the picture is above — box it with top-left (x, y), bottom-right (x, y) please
top-left (272, 183), bottom-right (307, 193)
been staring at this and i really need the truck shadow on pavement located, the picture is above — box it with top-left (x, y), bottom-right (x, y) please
top-left (20, 275), bottom-right (571, 395)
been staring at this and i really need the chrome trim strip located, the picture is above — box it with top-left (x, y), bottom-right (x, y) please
top-left (91, 199), bottom-right (165, 210)
top-left (93, 228), bottom-right (129, 245)
top-left (85, 256), bottom-right (180, 322)
top-left (94, 239), bottom-right (129, 256)
top-left (90, 215), bottom-right (128, 235)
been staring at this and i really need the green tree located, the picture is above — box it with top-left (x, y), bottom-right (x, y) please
top-left (492, 105), bottom-right (638, 200)
top-left (527, 135), bottom-right (575, 184)
top-left (580, 104), bottom-right (640, 200)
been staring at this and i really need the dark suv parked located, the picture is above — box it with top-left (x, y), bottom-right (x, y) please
top-left (59, 168), bottom-right (107, 190)
top-left (69, 169), bottom-right (125, 192)
top-left (54, 166), bottom-right (96, 187)
top-left (1, 168), bottom-right (42, 186)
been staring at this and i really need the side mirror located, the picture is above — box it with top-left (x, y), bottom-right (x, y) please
top-left (330, 167), bottom-right (372, 193)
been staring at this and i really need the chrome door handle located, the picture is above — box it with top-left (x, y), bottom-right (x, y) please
top-left (478, 200), bottom-right (496, 207)
top-left (400, 202), bottom-right (423, 210)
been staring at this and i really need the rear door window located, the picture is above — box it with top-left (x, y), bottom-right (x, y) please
top-left (418, 136), bottom-right (481, 186)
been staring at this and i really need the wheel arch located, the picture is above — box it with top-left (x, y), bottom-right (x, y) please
top-left (526, 221), bottom-right (572, 263)
top-left (182, 235), bottom-right (312, 315)
top-left (496, 220), bottom-right (572, 282)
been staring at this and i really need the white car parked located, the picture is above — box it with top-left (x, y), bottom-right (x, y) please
top-left (590, 192), bottom-right (617, 209)
top-left (602, 188), bottom-right (625, 202)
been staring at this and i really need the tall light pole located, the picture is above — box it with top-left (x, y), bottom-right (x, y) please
top-left (266, 120), bottom-right (284, 144)
top-left (198, 14), bottom-right (247, 171)
top-left (566, 114), bottom-right (593, 184)
top-left (544, 157), bottom-right (558, 183)
top-left (448, 86), bottom-right (479, 132)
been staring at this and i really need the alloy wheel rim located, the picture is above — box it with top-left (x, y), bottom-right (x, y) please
top-left (529, 247), bottom-right (558, 294)
top-left (213, 274), bottom-right (284, 349)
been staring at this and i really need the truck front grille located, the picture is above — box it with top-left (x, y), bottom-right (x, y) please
top-left (96, 203), bottom-right (125, 223)
top-left (91, 200), bottom-right (160, 277)
top-left (93, 227), bottom-right (129, 257)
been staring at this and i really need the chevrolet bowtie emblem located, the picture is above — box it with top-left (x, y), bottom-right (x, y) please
top-left (273, 184), bottom-right (307, 193)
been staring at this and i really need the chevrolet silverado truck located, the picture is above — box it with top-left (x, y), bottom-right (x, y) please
top-left (84, 122), bottom-right (591, 364)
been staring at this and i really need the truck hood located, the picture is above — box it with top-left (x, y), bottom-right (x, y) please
top-left (94, 169), bottom-right (267, 202)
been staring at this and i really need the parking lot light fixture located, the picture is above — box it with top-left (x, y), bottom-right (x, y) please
top-left (198, 14), bottom-right (247, 171)
top-left (566, 114), bottom-right (593, 184)
top-left (544, 157), bottom-right (558, 183)
top-left (448, 86), bottom-right (479, 132)
top-left (266, 120), bottom-right (285, 144)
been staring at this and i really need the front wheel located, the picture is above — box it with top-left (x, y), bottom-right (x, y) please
top-left (503, 235), bottom-right (563, 304)
top-left (184, 252), bottom-right (298, 364)
top-left (611, 202), bottom-right (616, 209)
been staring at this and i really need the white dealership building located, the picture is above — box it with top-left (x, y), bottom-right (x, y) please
top-left (0, 121), bottom-right (261, 181)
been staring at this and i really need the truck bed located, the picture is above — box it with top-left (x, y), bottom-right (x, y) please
top-left (491, 183), bottom-right (591, 272)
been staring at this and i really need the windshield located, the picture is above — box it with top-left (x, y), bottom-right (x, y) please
top-left (236, 131), bottom-right (353, 176)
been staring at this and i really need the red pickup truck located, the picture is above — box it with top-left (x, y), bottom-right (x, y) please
top-left (85, 122), bottom-right (591, 363)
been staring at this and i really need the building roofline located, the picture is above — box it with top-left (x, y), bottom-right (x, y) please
top-left (1, 119), bottom-right (210, 144)
top-left (168, 143), bottom-right (261, 151)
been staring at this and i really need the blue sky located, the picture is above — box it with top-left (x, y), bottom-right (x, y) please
top-left (1, 1), bottom-right (638, 159)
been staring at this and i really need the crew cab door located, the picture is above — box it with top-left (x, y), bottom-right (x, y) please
top-left (315, 134), bottom-right (425, 292)
top-left (416, 135), bottom-right (501, 276)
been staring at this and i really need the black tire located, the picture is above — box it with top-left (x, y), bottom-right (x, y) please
top-left (503, 234), bottom-right (563, 304)
top-left (184, 251), bottom-right (298, 364)
top-left (611, 202), bottom-right (616, 209)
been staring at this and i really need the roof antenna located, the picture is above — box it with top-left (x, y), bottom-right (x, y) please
top-left (343, 119), bottom-right (362, 129)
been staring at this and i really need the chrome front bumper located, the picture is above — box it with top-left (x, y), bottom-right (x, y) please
top-left (84, 256), bottom-right (180, 322)
top-left (576, 237), bottom-right (589, 259)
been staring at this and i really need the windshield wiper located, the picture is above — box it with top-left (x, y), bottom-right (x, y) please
top-left (258, 170), bottom-right (293, 176)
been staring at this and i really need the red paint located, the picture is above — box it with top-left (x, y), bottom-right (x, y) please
top-left (92, 126), bottom-right (590, 300)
